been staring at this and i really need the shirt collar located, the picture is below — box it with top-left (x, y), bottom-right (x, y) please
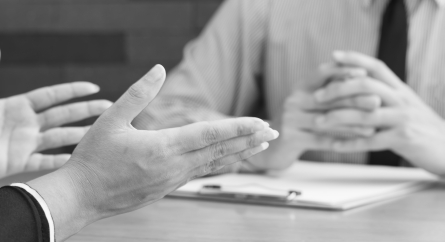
top-left (362, 0), bottom-right (445, 8)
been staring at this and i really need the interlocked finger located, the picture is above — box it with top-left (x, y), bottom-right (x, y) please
top-left (332, 51), bottom-right (404, 89)
top-left (316, 108), bottom-right (400, 128)
top-left (318, 62), bottom-right (367, 84)
top-left (317, 94), bottom-right (382, 111)
top-left (287, 90), bottom-right (381, 112)
top-left (296, 130), bottom-right (337, 150)
top-left (332, 130), bottom-right (398, 152)
top-left (314, 77), bottom-right (398, 106)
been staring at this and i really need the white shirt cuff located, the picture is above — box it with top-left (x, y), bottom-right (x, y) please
top-left (11, 183), bottom-right (55, 242)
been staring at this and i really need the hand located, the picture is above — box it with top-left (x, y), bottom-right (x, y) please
top-left (314, 51), bottom-right (445, 176)
top-left (28, 65), bottom-right (278, 241)
top-left (243, 64), bottom-right (381, 171)
top-left (0, 82), bottom-right (112, 178)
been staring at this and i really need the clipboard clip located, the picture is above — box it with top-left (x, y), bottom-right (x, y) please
top-left (199, 184), bottom-right (301, 203)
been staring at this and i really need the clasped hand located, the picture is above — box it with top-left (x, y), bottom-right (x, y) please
top-left (314, 51), bottom-right (445, 176)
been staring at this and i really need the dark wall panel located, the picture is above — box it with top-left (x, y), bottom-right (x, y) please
top-left (0, 0), bottom-right (223, 154)
top-left (0, 33), bottom-right (125, 65)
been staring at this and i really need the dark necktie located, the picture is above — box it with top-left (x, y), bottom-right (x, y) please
top-left (368, 0), bottom-right (408, 166)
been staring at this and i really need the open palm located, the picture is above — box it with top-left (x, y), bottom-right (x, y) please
top-left (0, 82), bottom-right (112, 178)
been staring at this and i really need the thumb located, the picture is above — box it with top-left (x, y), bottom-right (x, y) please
top-left (109, 64), bottom-right (166, 124)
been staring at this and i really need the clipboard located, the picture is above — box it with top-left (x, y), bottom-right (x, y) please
top-left (170, 161), bottom-right (439, 210)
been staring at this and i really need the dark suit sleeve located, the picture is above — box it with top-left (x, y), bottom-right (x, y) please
top-left (0, 186), bottom-right (50, 242)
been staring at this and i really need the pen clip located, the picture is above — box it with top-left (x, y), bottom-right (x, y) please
top-left (199, 184), bottom-right (301, 202)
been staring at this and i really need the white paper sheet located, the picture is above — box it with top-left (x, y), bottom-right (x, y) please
top-left (173, 161), bottom-right (439, 210)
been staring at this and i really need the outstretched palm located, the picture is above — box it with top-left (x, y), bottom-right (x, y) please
top-left (0, 82), bottom-right (111, 178)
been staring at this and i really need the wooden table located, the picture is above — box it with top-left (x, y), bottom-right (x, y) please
top-left (2, 172), bottom-right (445, 242)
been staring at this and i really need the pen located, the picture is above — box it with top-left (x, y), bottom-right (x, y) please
top-left (200, 184), bottom-right (301, 202)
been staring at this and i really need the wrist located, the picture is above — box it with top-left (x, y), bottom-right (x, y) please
top-left (27, 163), bottom-right (100, 241)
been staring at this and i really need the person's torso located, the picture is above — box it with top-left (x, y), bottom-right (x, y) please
top-left (260, 0), bottom-right (445, 163)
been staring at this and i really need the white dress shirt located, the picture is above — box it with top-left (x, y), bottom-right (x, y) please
top-left (134, 0), bottom-right (445, 165)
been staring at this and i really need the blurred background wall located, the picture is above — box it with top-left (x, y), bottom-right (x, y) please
top-left (0, 0), bottom-right (222, 152)
top-left (0, 0), bottom-right (222, 99)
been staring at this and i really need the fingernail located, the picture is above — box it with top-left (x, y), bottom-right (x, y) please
top-left (261, 142), bottom-right (270, 150)
top-left (315, 116), bottom-right (326, 125)
top-left (91, 84), bottom-right (100, 93)
top-left (272, 130), bottom-right (280, 139)
top-left (262, 128), bottom-right (275, 140)
top-left (333, 51), bottom-right (345, 61)
top-left (146, 64), bottom-right (165, 83)
top-left (314, 89), bottom-right (325, 102)
top-left (102, 100), bottom-right (113, 109)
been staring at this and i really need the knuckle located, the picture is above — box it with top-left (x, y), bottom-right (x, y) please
top-left (236, 152), bottom-right (245, 161)
top-left (350, 96), bottom-right (360, 107)
top-left (246, 135), bottom-right (257, 148)
top-left (397, 124), bottom-right (414, 141)
top-left (358, 111), bottom-right (371, 123)
top-left (356, 78), bottom-right (371, 90)
top-left (203, 160), bottom-right (220, 175)
top-left (211, 142), bottom-right (229, 159)
top-left (202, 124), bottom-right (221, 144)
top-left (236, 124), bottom-right (246, 136)
top-left (368, 96), bottom-right (382, 109)
top-left (375, 60), bottom-right (387, 71)
top-left (127, 85), bottom-right (146, 101)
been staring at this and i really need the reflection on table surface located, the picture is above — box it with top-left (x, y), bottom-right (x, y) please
top-left (1, 171), bottom-right (444, 242)
top-left (69, 183), bottom-right (445, 242)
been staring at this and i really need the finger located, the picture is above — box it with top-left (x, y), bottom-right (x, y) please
top-left (286, 91), bottom-right (381, 111)
top-left (316, 108), bottom-right (400, 128)
top-left (36, 126), bottom-right (90, 152)
top-left (25, 153), bottom-right (71, 172)
top-left (185, 128), bottom-right (278, 168)
top-left (189, 143), bottom-right (270, 178)
top-left (324, 79), bottom-right (389, 105)
top-left (165, 117), bottom-right (270, 154)
top-left (297, 130), bottom-right (337, 150)
top-left (26, 82), bottom-right (100, 112)
top-left (332, 51), bottom-right (404, 88)
top-left (107, 65), bottom-right (165, 125)
top-left (287, 110), bottom-right (375, 136)
top-left (314, 126), bottom-right (376, 137)
top-left (321, 95), bottom-right (382, 111)
top-left (38, 100), bottom-right (112, 131)
top-left (332, 130), bottom-right (398, 152)
top-left (310, 95), bottom-right (381, 111)
top-left (314, 77), bottom-right (398, 106)
top-left (318, 62), bottom-right (367, 84)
